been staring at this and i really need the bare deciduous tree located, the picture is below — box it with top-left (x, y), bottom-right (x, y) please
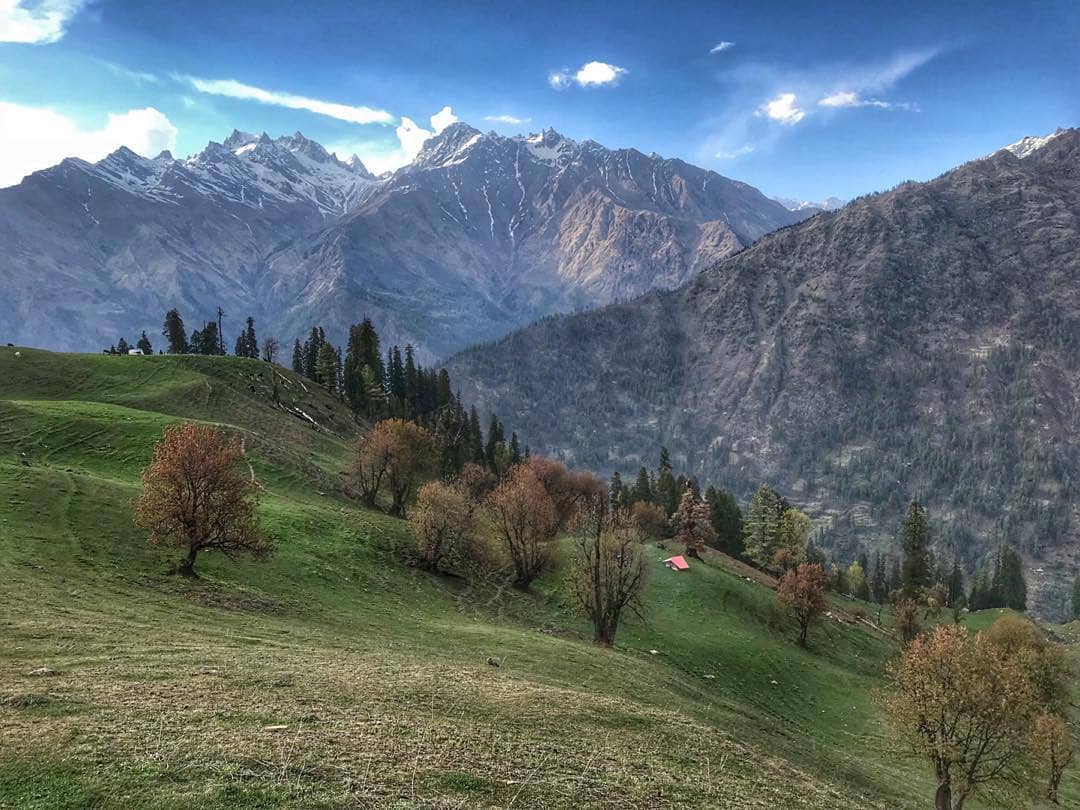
top-left (261, 336), bottom-right (279, 364)
top-left (410, 480), bottom-right (472, 574)
top-left (348, 419), bottom-right (436, 516)
top-left (883, 625), bottom-right (1038, 810)
top-left (134, 422), bottom-right (270, 576)
top-left (486, 464), bottom-right (558, 588)
top-left (1032, 712), bottom-right (1074, 804)
top-left (570, 488), bottom-right (648, 645)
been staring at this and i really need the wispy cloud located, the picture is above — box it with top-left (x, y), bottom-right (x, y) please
top-left (180, 75), bottom-right (395, 125)
top-left (0, 0), bottom-right (86, 44)
top-left (484, 114), bottom-right (530, 125)
top-left (709, 41), bottom-right (735, 54)
top-left (99, 60), bottom-right (160, 84)
top-left (758, 93), bottom-right (805, 126)
top-left (715, 144), bottom-right (755, 160)
top-left (702, 47), bottom-right (940, 162)
top-left (818, 90), bottom-right (917, 111)
top-left (549, 61), bottom-right (627, 90)
top-left (0, 101), bottom-right (177, 187)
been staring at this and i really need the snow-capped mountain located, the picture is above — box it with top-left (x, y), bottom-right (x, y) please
top-left (773, 196), bottom-right (846, 214)
top-left (1000, 128), bottom-right (1066, 159)
top-left (74, 130), bottom-right (378, 216)
top-left (0, 122), bottom-right (803, 358)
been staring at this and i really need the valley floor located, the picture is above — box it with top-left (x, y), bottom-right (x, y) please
top-left (0, 349), bottom-right (1075, 808)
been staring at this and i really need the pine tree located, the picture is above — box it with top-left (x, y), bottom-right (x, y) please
top-left (704, 485), bottom-right (744, 558)
top-left (303, 327), bottom-right (322, 379)
top-left (467, 407), bottom-right (485, 464)
top-left (403, 345), bottom-right (419, 413)
top-left (116, 336), bottom-right (130, 354)
top-left (656, 447), bottom-right (680, 516)
top-left (899, 500), bottom-right (931, 597)
top-left (291, 339), bottom-right (303, 374)
top-left (947, 559), bottom-right (966, 608)
top-left (629, 467), bottom-right (653, 505)
top-left (994, 546), bottom-right (1027, 611)
top-left (870, 552), bottom-right (887, 603)
top-left (888, 556), bottom-right (903, 596)
top-left (136, 331), bottom-right (152, 355)
top-left (194, 321), bottom-right (221, 356)
top-left (484, 414), bottom-right (504, 469)
top-left (509, 432), bottom-right (522, 465)
top-left (743, 484), bottom-right (782, 570)
top-left (234, 317), bottom-right (257, 358)
top-left (315, 342), bottom-right (340, 393)
top-left (1072, 574), bottom-right (1080, 620)
top-left (162, 309), bottom-right (188, 354)
top-left (609, 472), bottom-right (627, 513)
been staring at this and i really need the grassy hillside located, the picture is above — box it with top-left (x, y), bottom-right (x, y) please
top-left (0, 348), bottom-right (1075, 808)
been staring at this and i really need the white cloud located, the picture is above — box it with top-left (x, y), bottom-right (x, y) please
top-left (181, 75), bottom-right (395, 125)
top-left (0, 0), bottom-right (85, 44)
top-left (549, 60), bottom-right (627, 90)
top-left (709, 41), bottom-right (735, 54)
top-left (484, 114), bottom-right (530, 125)
top-left (429, 105), bottom-right (458, 133)
top-left (0, 101), bottom-right (177, 187)
top-left (758, 93), bottom-right (805, 126)
top-left (818, 90), bottom-right (915, 110)
top-left (330, 105), bottom-right (461, 176)
top-left (715, 144), bottom-right (755, 159)
top-left (395, 116), bottom-right (432, 163)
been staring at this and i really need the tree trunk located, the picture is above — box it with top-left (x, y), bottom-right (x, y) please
top-left (798, 621), bottom-right (808, 646)
top-left (178, 544), bottom-right (198, 577)
top-left (934, 781), bottom-right (951, 810)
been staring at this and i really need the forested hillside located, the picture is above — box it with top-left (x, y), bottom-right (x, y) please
top-left (448, 129), bottom-right (1080, 618)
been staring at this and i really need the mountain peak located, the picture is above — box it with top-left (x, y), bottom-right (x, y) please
top-left (223, 129), bottom-right (258, 150)
top-left (413, 122), bottom-right (484, 168)
top-left (1001, 128), bottom-right (1066, 159)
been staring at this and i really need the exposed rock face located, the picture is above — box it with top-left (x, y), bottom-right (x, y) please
top-left (447, 129), bottom-right (1080, 618)
top-left (0, 124), bottom-right (802, 360)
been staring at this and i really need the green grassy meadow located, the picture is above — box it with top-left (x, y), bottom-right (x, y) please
top-left (0, 347), bottom-right (1075, 808)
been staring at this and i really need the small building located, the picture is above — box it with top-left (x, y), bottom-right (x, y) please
top-left (127, 348), bottom-right (143, 355)
top-left (664, 555), bottom-right (689, 572)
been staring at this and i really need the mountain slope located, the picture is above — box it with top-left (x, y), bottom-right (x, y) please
top-left (0, 125), bottom-right (802, 360)
top-left (0, 347), bottom-right (996, 808)
top-left (447, 129), bottom-right (1080, 617)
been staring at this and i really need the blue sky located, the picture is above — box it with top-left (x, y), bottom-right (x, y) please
top-left (0, 0), bottom-right (1077, 199)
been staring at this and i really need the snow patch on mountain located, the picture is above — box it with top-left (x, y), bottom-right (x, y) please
top-left (1002, 129), bottom-right (1065, 159)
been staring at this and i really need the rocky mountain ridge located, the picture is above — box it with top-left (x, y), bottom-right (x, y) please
top-left (0, 122), bottom-right (804, 359)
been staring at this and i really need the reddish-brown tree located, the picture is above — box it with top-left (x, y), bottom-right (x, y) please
top-left (776, 563), bottom-right (828, 646)
top-left (629, 501), bottom-right (668, 543)
top-left (672, 486), bottom-right (715, 559)
top-left (348, 419), bottom-right (437, 516)
top-left (134, 422), bottom-right (270, 576)
top-left (522, 456), bottom-right (604, 529)
top-left (486, 464), bottom-right (559, 588)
